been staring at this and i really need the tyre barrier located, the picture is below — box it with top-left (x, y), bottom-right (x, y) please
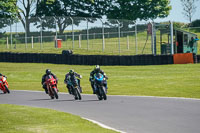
top-left (0, 52), bottom-right (175, 65)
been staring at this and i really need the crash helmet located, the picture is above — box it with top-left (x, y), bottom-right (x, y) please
top-left (0, 73), bottom-right (2, 76)
top-left (46, 69), bottom-right (51, 75)
top-left (69, 69), bottom-right (74, 75)
top-left (94, 65), bottom-right (100, 72)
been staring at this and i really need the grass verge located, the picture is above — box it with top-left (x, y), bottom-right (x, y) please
top-left (0, 62), bottom-right (200, 98)
top-left (0, 104), bottom-right (117, 133)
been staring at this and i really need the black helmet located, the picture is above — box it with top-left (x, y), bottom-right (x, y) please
top-left (46, 69), bottom-right (51, 75)
top-left (69, 69), bottom-right (74, 75)
top-left (94, 65), bottom-right (100, 72)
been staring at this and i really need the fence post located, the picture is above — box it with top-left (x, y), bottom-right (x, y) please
top-left (79, 34), bottom-right (81, 48)
top-left (170, 21), bottom-right (174, 55)
top-left (25, 19), bottom-right (27, 50)
top-left (55, 18), bottom-right (58, 48)
top-left (70, 17), bottom-right (74, 49)
top-left (100, 19), bottom-right (105, 52)
top-left (15, 22), bottom-right (18, 49)
top-left (85, 18), bottom-right (89, 50)
top-left (54, 36), bottom-right (56, 48)
top-left (31, 36), bottom-right (33, 49)
top-left (10, 20), bottom-right (13, 49)
top-left (127, 36), bottom-right (129, 50)
top-left (151, 22), bottom-right (156, 55)
top-left (117, 20), bottom-right (121, 55)
top-left (65, 35), bottom-right (67, 47)
top-left (7, 37), bottom-right (9, 49)
top-left (135, 22), bottom-right (138, 55)
top-left (40, 19), bottom-right (43, 49)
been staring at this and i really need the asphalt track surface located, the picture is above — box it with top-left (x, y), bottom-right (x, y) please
top-left (1, 90), bottom-right (200, 133)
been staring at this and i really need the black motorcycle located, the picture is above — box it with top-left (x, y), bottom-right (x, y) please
top-left (67, 75), bottom-right (82, 100)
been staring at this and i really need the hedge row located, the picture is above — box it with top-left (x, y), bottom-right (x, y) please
top-left (0, 52), bottom-right (174, 65)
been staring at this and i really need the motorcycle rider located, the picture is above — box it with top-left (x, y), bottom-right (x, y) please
top-left (64, 69), bottom-right (82, 94)
top-left (89, 65), bottom-right (108, 94)
top-left (0, 73), bottom-right (7, 78)
top-left (0, 73), bottom-right (7, 83)
top-left (41, 69), bottom-right (58, 94)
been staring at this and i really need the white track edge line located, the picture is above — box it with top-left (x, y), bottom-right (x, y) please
top-left (82, 117), bottom-right (126, 133)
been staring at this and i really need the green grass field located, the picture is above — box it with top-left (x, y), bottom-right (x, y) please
top-left (1, 62), bottom-right (200, 132)
top-left (1, 62), bottom-right (200, 98)
top-left (0, 104), bottom-right (117, 133)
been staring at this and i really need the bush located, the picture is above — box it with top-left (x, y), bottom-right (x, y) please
top-left (190, 19), bottom-right (200, 27)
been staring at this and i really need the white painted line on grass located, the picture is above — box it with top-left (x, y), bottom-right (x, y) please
top-left (82, 117), bottom-right (126, 133)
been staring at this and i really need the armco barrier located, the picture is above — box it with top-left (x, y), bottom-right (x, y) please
top-left (0, 52), bottom-right (176, 65)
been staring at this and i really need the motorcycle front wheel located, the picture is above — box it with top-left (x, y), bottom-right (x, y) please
top-left (101, 86), bottom-right (107, 100)
top-left (76, 88), bottom-right (81, 100)
top-left (53, 88), bottom-right (58, 99)
top-left (5, 85), bottom-right (10, 94)
top-left (73, 88), bottom-right (81, 100)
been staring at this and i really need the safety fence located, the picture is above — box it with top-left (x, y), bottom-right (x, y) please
top-left (0, 16), bottom-right (169, 55)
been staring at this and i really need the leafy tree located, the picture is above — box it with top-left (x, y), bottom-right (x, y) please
top-left (190, 19), bottom-right (200, 27)
top-left (189, 19), bottom-right (200, 32)
top-left (16, 0), bottom-right (41, 35)
top-left (0, 0), bottom-right (18, 29)
top-left (180, 0), bottom-right (198, 23)
top-left (35, 0), bottom-right (111, 34)
top-left (106, 0), bottom-right (171, 21)
top-left (14, 0), bottom-right (55, 35)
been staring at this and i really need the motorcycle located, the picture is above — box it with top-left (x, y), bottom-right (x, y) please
top-left (45, 75), bottom-right (58, 99)
top-left (94, 73), bottom-right (107, 100)
top-left (0, 76), bottom-right (10, 94)
top-left (67, 75), bottom-right (82, 100)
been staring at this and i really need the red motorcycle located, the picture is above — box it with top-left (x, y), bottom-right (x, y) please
top-left (0, 76), bottom-right (10, 94)
top-left (45, 75), bottom-right (58, 99)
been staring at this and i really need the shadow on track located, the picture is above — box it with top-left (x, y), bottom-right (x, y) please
top-left (51, 99), bottom-right (75, 102)
top-left (78, 99), bottom-right (100, 102)
top-left (50, 99), bottom-right (100, 102)
top-left (29, 98), bottom-right (52, 101)
top-left (0, 93), bottom-right (10, 95)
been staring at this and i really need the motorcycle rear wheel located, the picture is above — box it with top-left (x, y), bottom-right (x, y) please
top-left (98, 95), bottom-right (103, 100)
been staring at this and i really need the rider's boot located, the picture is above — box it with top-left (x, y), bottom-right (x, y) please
top-left (79, 86), bottom-right (82, 93)
top-left (93, 88), bottom-right (96, 94)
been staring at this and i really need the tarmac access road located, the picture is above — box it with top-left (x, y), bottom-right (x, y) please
top-left (0, 90), bottom-right (200, 133)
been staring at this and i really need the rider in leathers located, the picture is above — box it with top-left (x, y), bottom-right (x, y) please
top-left (64, 69), bottom-right (82, 94)
top-left (41, 69), bottom-right (58, 94)
top-left (0, 73), bottom-right (7, 79)
top-left (89, 65), bottom-right (108, 94)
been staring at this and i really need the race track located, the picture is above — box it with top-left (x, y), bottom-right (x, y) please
top-left (0, 90), bottom-right (200, 133)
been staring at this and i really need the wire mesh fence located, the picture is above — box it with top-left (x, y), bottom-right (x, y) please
top-left (0, 16), bottom-right (199, 55)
